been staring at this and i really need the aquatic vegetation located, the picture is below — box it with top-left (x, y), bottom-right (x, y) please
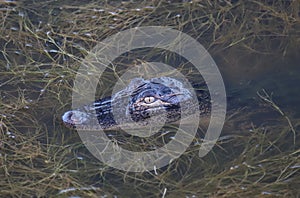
top-left (0, 0), bottom-right (299, 197)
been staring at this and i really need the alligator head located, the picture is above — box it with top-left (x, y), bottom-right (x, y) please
top-left (62, 77), bottom-right (210, 131)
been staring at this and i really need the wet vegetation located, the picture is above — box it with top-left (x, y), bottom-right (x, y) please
top-left (0, 0), bottom-right (299, 197)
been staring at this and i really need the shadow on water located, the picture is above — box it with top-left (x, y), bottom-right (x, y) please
top-left (0, 0), bottom-right (299, 197)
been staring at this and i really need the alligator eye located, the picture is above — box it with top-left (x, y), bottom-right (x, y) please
top-left (144, 96), bottom-right (155, 104)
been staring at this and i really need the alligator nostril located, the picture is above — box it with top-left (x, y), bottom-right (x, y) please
top-left (67, 111), bottom-right (73, 120)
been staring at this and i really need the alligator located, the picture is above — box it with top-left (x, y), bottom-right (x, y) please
top-left (62, 77), bottom-right (211, 131)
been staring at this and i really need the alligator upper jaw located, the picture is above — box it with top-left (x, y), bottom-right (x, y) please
top-left (62, 96), bottom-right (185, 131)
top-left (62, 108), bottom-right (173, 131)
top-left (62, 104), bottom-right (198, 131)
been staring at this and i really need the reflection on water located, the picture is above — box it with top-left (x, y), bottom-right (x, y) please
top-left (218, 48), bottom-right (300, 115)
top-left (0, 0), bottom-right (299, 197)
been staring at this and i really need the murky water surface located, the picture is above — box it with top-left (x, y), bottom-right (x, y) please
top-left (0, 1), bottom-right (299, 197)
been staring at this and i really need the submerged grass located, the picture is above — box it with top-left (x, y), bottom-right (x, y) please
top-left (0, 0), bottom-right (299, 197)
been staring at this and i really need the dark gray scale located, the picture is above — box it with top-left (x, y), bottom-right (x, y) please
top-left (93, 97), bottom-right (117, 129)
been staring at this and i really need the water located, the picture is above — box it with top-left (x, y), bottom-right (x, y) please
top-left (0, 1), bottom-right (299, 197)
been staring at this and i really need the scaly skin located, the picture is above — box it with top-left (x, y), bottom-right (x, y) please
top-left (62, 77), bottom-right (211, 130)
